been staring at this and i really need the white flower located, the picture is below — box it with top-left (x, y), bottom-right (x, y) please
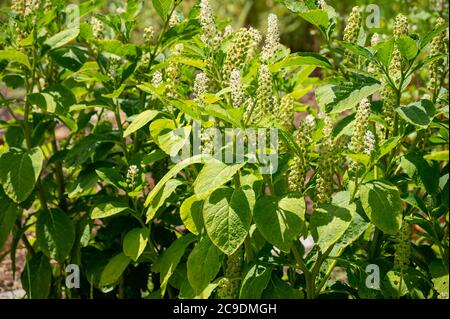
top-left (144, 26), bottom-right (155, 42)
top-left (230, 69), bottom-right (244, 108)
top-left (24, 0), bottom-right (39, 17)
top-left (363, 131), bottom-right (376, 155)
top-left (261, 14), bottom-right (280, 62)
top-left (371, 33), bottom-right (381, 46)
top-left (199, 0), bottom-right (221, 49)
top-left (91, 16), bottom-right (104, 39)
top-left (152, 71), bottom-right (163, 87)
top-left (194, 72), bottom-right (209, 103)
top-left (305, 114), bottom-right (316, 130)
top-left (223, 25), bottom-right (233, 38)
top-left (169, 13), bottom-right (180, 28)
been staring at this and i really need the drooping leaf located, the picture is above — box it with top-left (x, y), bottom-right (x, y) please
top-left (36, 209), bottom-right (75, 262)
top-left (253, 193), bottom-right (305, 252)
top-left (44, 28), bottom-right (80, 50)
top-left (239, 263), bottom-right (272, 299)
top-left (359, 181), bottom-right (403, 235)
top-left (100, 252), bottom-right (131, 286)
top-left (203, 186), bottom-right (254, 255)
top-left (152, 0), bottom-right (174, 21)
top-left (180, 195), bottom-right (204, 235)
top-left (187, 236), bottom-right (223, 293)
top-left (146, 179), bottom-right (183, 221)
top-left (124, 110), bottom-right (159, 137)
top-left (194, 160), bottom-right (245, 199)
top-left (159, 233), bottom-right (196, 296)
top-left (0, 147), bottom-right (44, 203)
top-left (0, 49), bottom-right (31, 69)
top-left (21, 253), bottom-right (52, 299)
top-left (395, 99), bottom-right (435, 129)
top-left (123, 228), bottom-right (149, 261)
top-left (0, 190), bottom-right (21, 249)
top-left (91, 200), bottom-right (130, 219)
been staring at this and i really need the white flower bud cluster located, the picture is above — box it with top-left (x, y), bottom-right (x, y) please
top-left (152, 71), bottom-right (163, 88)
top-left (363, 131), bottom-right (376, 155)
top-left (261, 14), bottom-right (280, 63)
top-left (252, 64), bottom-right (274, 122)
top-left (166, 44), bottom-right (184, 98)
top-left (144, 26), bottom-right (155, 43)
top-left (199, 0), bottom-right (221, 50)
top-left (193, 72), bottom-right (209, 104)
top-left (107, 55), bottom-right (122, 80)
top-left (126, 165), bottom-right (139, 187)
top-left (230, 69), bottom-right (244, 108)
top-left (91, 16), bottom-right (104, 40)
top-left (24, 0), bottom-right (39, 17)
top-left (169, 12), bottom-right (180, 28)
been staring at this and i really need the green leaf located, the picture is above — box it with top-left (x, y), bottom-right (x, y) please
top-left (95, 168), bottom-right (124, 190)
top-left (239, 263), bottom-right (272, 299)
top-left (194, 161), bottom-right (245, 199)
top-left (144, 155), bottom-right (208, 210)
top-left (100, 252), bottom-right (131, 286)
top-left (330, 192), bottom-right (369, 254)
top-left (374, 136), bottom-right (402, 163)
top-left (374, 39), bottom-right (395, 67)
top-left (44, 28), bottom-right (80, 50)
top-left (424, 151), bottom-right (449, 162)
top-left (395, 99), bottom-right (435, 129)
top-left (187, 236), bottom-right (223, 293)
top-left (339, 41), bottom-right (374, 60)
top-left (152, 0), bottom-right (174, 20)
top-left (124, 110), bottom-right (159, 137)
top-left (180, 195), bottom-right (204, 235)
top-left (262, 274), bottom-right (304, 299)
top-left (203, 186), bottom-right (254, 255)
top-left (36, 209), bottom-right (75, 262)
top-left (92, 39), bottom-right (139, 60)
top-left (270, 52), bottom-right (332, 72)
top-left (159, 233), bottom-right (196, 296)
top-left (0, 147), bottom-right (44, 203)
top-left (396, 36), bottom-right (418, 60)
top-left (0, 190), bottom-right (21, 249)
top-left (150, 119), bottom-right (191, 157)
top-left (310, 198), bottom-right (354, 253)
top-left (359, 181), bottom-right (403, 235)
top-left (123, 228), bottom-right (149, 261)
top-left (253, 193), bottom-right (305, 252)
top-left (316, 76), bottom-right (382, 114)
top-left (401, 152), bottom-right (440, 194)
top-left (298, 9), bottom-right (330, 28)
top-left (146, 179), bottom-right (183, 221)
top-left (21, 253), bottom-right (52, 299)
top-left (91, 200), bottom-right (129, 219)
top-left (0, 49), bottom-right (31, 69)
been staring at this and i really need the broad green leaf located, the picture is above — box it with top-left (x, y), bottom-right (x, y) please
top-left (253, 193), bottom-right (305, 252)
top-left (150, 119), bottom-right (191, 157)
top-left (401, 152), bottom-right (440, 194)
top-left (100, 252), bottom-right (131, 286)
top-left (330, 192), bottom-right (369, 254)
top-left (262, 274), bottom-right (304, 299)
top-left (21, 253), bottom-right (52, 299)
top-left (44, 28), bottom-right (79, 50)
top-left (316, 76), bottom-right (382, 114)
top-left (159, 233), bottom-right (196, 296)
top-left (194, 160), bottom-right (245, 199)
top-left (239, 263), bottom-right (272, 299)
top-left (395, 100), bottom-right (435, 129)
top-left (374, 39), bottom-right (394, 67)
top-left (396, 36), bottom-right (418, 60)
top-left (146, 179), bottom-right (183, 221)
top-left (124, 110), bottom-right (159, 137)
top-left (359, 180), bottom-right (403, 235)
top-left (95, 167), bottom-right (124, 190)
top-left (123, 228), bottom-right (149, 261)
top-left (36, 209), bottom-right (75, 262)
top-left (180, 195), bottom-right (204, 235)
top-left (92, 39), bottom-right (139, 60)
top-left (339, 41), bottom-right (374, 59)
top-left (203, 186), bottom-right (253, 255)
top-left (144, 154), bottom-right (209, 210)
top-left (0, 49), bottom-right (31, 69)
top-left (91, 200), bottom-right (129, 219)
top-left (187, 236), bottom-right (223, 293)
top-left (0, 147), bottom-right (44, 203)
top-left (310, 196), bottom-right (354, 253)
top-left (270, 52), bottom-right (332, 72)
top-left (298, 9), bottom-right (330, 28)
top-left (0, 190), bottom-right (21, 249)
top-left (374, 136), bottom-right (402, 162)
top-left (152, 0), bottom-right (174, 20)
top-left (424, 151), bottom-right (449, 161)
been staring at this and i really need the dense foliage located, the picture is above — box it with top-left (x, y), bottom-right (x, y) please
top-left (0, 0), bottom-right (448, 299)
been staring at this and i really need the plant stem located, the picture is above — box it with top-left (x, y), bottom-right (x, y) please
top-left (291, 243), bottom-right (315, 299)
top-left (51, 131), bottom-right (67, 211)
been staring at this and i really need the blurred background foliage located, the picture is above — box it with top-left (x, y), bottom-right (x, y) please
top-left (0, 0), bottom-right (448, 53)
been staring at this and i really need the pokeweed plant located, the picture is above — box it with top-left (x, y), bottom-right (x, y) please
top-left (0, 0), bottom-right (448, 300)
